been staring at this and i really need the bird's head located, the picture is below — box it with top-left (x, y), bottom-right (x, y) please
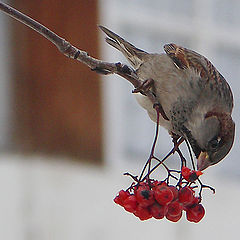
top-left (184, 112), bottom-right (235, 171)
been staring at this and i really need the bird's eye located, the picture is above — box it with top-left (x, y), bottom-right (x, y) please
top-left (209, 137), bottom-right (221, 150)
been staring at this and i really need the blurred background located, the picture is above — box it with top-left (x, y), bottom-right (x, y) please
top-left (0, 0), bottom-right (239, 239)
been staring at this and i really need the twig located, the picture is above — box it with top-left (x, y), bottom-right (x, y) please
top-left (0, 1), bottom-right (159, 105)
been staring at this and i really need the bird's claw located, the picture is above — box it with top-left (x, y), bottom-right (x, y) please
top-left (153, 102), bottom-right (169, 121)
top-left (132, 78), bottom-right (154, 94)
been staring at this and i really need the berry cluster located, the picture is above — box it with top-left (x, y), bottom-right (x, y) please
top-left (113, 107), bottom-right (215, 223)
top-left (114, 167), bottom-right (206, 223)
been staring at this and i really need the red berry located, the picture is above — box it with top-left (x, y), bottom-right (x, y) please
top-left (183, 196), bottom-right (200, 210)
top-left (178, 187), bottom-right (194, 205)
top-left (182, 167), bottom-right (203, 182)
top-left (119, 190), bottom-right (130, 199)
top-left (136, 186), bottom-right (155, 207)
top-left (181, 166), bottom-right (191, 181)
top-left (168, 186), bottom-right (179, 200)
top-left (150, 202), bottom-right (168, 219)
top-left (154, 186), bottom-right (174, 205)
top-left (114, 195), bottom-right (122, 205)
top-left (167, 200), bottom-right (183, 217)
top-left (123, 195), bottom-right (137, 213)
top-left (166, 210), bottom-right (182, 222)
top-left (134, 205), bottom-right (152, 221)
top-left (196, 171), bottom-right (203, 177)
top-left (114, 190), bottom-right (130, 206)
top-left (186, 204), bottom-right (205, 223)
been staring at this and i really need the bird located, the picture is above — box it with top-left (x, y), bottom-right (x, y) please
top-left (99, 26), bottom-right (235, 171)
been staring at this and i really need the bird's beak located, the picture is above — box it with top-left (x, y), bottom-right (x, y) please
top-left (197, 151), bottom-right (210, 171)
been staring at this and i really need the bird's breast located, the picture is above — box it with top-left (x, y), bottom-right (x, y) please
top-left (134, 93), bottom-right (172, 131)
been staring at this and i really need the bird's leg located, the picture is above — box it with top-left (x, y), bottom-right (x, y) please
top-left (171, 133), bottom-right (185, 153)
top-left (132, 78), bottom-right (154, 94)
top-left (153, 103), bottom-right (169, 121)
top-left (171, 132), bottom-right (180, 149)
top-left (132, 77), bottom-right (170, 121)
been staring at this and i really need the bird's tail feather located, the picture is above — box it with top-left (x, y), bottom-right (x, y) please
top-left (99, 25), bottom-right (147, 69)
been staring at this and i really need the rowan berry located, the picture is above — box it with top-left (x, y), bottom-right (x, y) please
top-left (181, 166), bottom-right (191, 181)
top-left (114, 190), bottom-right (130, 206)
top-left (154, 185), bottom-right (174, 205)
top-left (178, 187), bottom-right (194, 205)
top-left (186, 204), bottom-right (205, 223)
top-left (134, 205), bottom-right (152, 221)
top-left (136, 186), bottom-right (155, 207)
top-left (166, 210), bottom-right (182, 222)
top-left (168, 185), bottom-right (179, 200)
top-left (123, 195), bottom-right (137, 213)
top-left (167, 200), bottom-right (183, 217)
top-left (150, 202), bottom-right (167, 219)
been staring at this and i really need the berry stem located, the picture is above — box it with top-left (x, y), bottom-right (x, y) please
top-left (153, 156), bottom-right (180, 183)
top-left (198, 179), bottom-right (216, 199)
top-left (123, 172), bottom-right (139, 182)
top-left (139, 107), bottom-right (160, 182)
top-left (141, 147), bottom-right (175, 182)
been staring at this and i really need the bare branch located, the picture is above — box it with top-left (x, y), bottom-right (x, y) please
top-left (0, 3), bottom-right (135, 82)
top-left (0, 1), bottom-right (160, 106)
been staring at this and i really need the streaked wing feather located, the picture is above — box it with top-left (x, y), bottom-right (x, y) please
top-left (164, 43), bottom-right (233, 110)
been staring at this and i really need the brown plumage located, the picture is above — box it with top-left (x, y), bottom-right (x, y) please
top-left (100, 26), bottom-right (235, 171)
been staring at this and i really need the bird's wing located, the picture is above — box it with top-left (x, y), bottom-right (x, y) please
top-left (99, 26), bottom-right (148, 69)
top-left (164, 43), bottom-right (213, 78)
top-left (164, 43), bottom-right (233, 112)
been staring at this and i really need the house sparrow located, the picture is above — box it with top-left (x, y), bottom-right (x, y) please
top-left (99, 26), bottom-right (235, 171)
